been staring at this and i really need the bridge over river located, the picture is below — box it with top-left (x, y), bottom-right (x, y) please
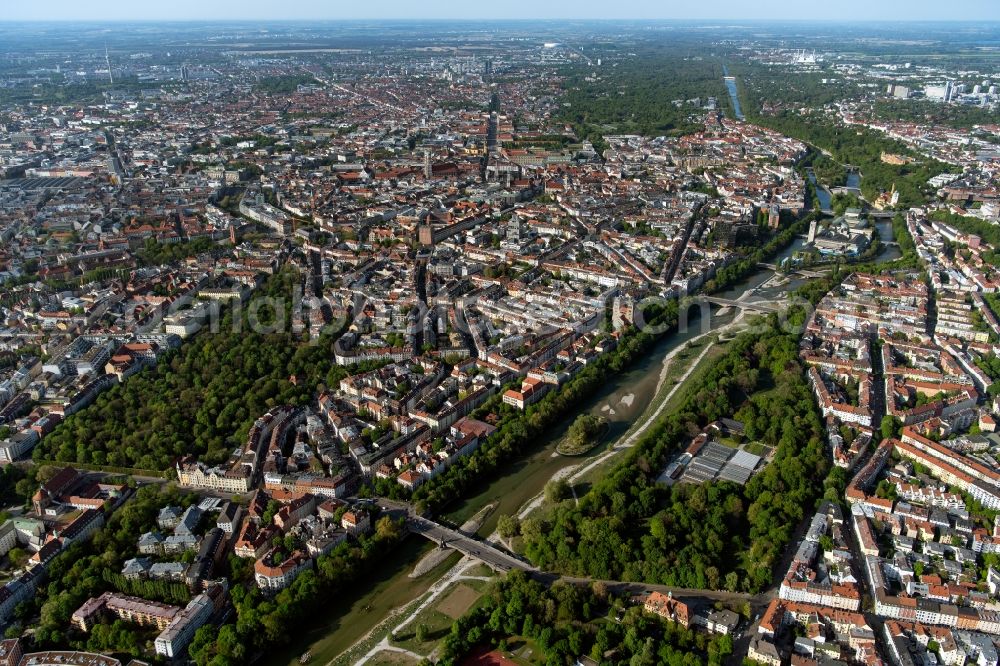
top-left (406, 513), bottom-right (536, 573)
top-left (379, 499), bottom-right (763, 606)
top-left (756, 263), bottom-right (831, 278)
top-left (703, 296), bottom-right (785, 314)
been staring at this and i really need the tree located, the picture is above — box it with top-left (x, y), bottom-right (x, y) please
top-left (375, 516), bottom-right (401, 541)
top-left (560, 414), bottom-right (606, 454)
top-left (497, 514), bottom-right (520, 539)
top-left (545, 479), bottom-right (570, 504)
top-left (415, 623), bottom-right (429, 643)
top-left (881, 415), bottom-right (901, 441)
top-left (7, 547), bottom-right (28, 569)
top-left (519, 319), bottom-right (830, 594)
top-left (34, 268), bottom-right (358, 471)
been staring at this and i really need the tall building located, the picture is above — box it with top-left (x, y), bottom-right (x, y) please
top-left (888, 84), bottom-right (910, 99)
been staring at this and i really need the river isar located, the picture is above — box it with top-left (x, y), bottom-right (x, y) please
top-left (806, 168), bottom-right (833, 211)
top-left (722, 65), bottom-right (744, 120)
top-left (268, 261), bottom-right (787, 666)
top-left (271, 231), bottom-right (911, 664)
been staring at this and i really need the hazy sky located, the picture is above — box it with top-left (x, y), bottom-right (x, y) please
top-left (4, 0), bottom-right (1000, 21)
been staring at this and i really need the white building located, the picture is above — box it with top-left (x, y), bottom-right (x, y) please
top-left (154, 593), bottom-right (215, 658)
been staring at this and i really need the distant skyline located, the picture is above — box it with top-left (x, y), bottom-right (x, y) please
top-left (5, 0), bottom-right (1000, 22)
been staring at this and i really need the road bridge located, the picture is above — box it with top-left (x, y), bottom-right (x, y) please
top-left (546, 575), bottom-right (760, 605)
top-left (377, 499), bottom-right (768, 611)
top-left (756, 263), bottom-right (831, 278)
top-left (406, 514), bottom-right (536, 573)
top-left (376, 499), bottom-right (536, 573)
top-left (704, 296), bottom-right (784, 314)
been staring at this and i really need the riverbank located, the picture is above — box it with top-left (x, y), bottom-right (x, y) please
top-left (261, 538), bottom-right (459, 666)
top-left (271, 308), bottom-right (740, 666)
top-left (286, 205), bottom-right (916, 666)
top-left (518, 299), bottom-right (754, 521)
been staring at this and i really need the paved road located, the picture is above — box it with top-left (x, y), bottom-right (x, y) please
top-left (756, 263), bottom-right (831, 279)
top-left (704, 296), bottom-right (783, 313)
top-left (664, 205), bottom-right (700, 284)
top-left (383, 498), bottom-right (763, 602)
top-left (393, 499), bottom-right (770, 610)
top-left (547, 575), bottom-right (762, 606)
top-left (405, 514), bottom-right (535, 573)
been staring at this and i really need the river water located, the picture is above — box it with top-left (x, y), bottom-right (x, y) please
top-left (806, 167), bottom-right (864, 212)
top-left (806, 169), bottom-right (832, 211)
top-left (267, 227), bottom-right (901, 666)
top-left (722, 65), bottom-right (744, 121)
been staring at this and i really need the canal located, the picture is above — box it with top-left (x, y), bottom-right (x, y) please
top-left (722, 65), bottom-right (744, 121)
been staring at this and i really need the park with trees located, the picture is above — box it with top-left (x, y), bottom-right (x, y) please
top-left (434, 571), bottom-right (733, 666)
top-left (517, 317), bottom-right (837, 594)
top-left (555, 44), bottom-right (730, 153)
top-left (33, 268), bottom-right (376, 471)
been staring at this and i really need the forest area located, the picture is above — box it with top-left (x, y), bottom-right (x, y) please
top-left (34, 268), bottom-right (365, 470)
top-left (136, 236), bottom-right (224, 266)
top-left (555, 45), bottom-right (728, 152)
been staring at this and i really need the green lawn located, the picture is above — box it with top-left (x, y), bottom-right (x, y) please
top-left (505, 636), bottom-right (545, 665)
top-left (368, 652), bottom-right (420, 666)
top-left (390, 580), bottom-right (490, 655)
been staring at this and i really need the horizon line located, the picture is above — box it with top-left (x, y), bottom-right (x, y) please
top-left (1, 17), bottom-right (998, 23)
